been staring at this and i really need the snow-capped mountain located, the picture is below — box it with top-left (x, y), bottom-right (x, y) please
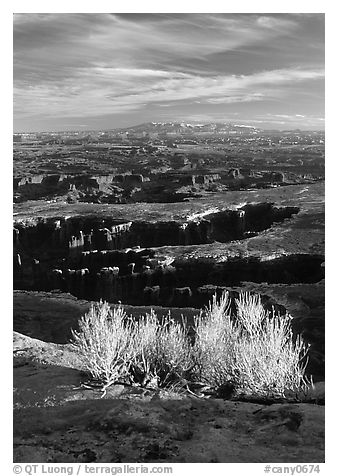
top-left (113, 121), bottom-right (262, 135)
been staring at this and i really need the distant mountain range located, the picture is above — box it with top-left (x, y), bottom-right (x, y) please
top-left (114, 121), bottom-right (262, 135)
top-left (14, 122), bottom-right (324, 136)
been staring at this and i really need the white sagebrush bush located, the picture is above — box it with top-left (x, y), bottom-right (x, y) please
top-left (155, 314), bottom-right (192, 385)
top-left (71, 302), bottom-right (192, 389)
top-left (234, 292), bottom-right (310, 398)
top-left (71, 301), bottom-right (136, 388)
top-left (193, 292), bottom-right (241, 387)
top-left (132, 311), bottom-right (192, 387)
top-left (193, 292), bottom-right (310, 398)
top-left (71, 294), bottom-right (310, 399)
top-left (131, 311), bottom-right (158, 386)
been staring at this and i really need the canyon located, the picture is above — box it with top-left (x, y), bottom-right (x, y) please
top-left (13, 152), bottom-right (325, 464)
top-left (14, 182), bottom-right (325, 383)
top-left (13, 203), bottom-right (303, 301)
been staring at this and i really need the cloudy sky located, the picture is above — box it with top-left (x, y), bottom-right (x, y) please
top-left (13, 13), bottom-right (324, 132)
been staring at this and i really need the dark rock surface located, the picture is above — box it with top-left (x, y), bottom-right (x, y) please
top-left (13, 332), bottom-right (325, 463)
top-left (13, 290), bottom-right (199, 344)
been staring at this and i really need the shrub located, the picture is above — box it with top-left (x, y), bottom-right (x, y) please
top-left (131, 311), bottom-right (192, 387)
top-left (130, 311), bottom-right (158, 387)
top-left (71, 302), bottom-right (192, 390)
top-left (71, 301), bottom-right (136, 389)
top-left (71, 294), bottom-right (310, 400)
top-left (192, 292), bottom-right (241, 388)
top-left (192, 292), bottom-right (310, 399)
top-left (234, 292), bottom-right (310, 398)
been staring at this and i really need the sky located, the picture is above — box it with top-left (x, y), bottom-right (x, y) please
top-left (13, 13), bottom-right (325, 132)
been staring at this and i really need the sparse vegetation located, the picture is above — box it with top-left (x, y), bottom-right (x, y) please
top-left (131, 311), bottom-right (192, 387)
top-left (192, 293), bottom-right (242, 390)
top-left (71, 292), bottom-right (311, 400)
top-left (71, 301), bottom-right (136, 389)
top-left (193, 292), bottom-right (310, 398)
top-left (71, 304), bottom-right (192, 391)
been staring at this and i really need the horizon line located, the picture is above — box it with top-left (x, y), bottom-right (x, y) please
top-left (13, 122), bottom-right (326, 135)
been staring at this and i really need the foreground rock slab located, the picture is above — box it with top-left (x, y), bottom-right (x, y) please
top-left (14, 332), bottom-right (324, 464)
